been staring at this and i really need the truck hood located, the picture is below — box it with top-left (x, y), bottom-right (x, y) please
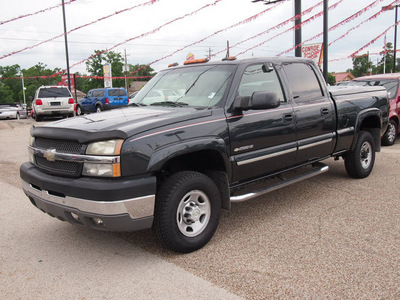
top-left (31, 106), bottom-right (212, 143)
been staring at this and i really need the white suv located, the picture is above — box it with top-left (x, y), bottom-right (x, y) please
top-left (32, 86), bottom-right (75, 121)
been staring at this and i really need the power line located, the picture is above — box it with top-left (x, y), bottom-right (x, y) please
top-left (0, 0), bottom-right (77, 26)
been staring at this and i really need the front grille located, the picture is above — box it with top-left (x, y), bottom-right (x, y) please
top-left (35, 137), bottom-right (85, 154)
top-left (35, 156), bottom-right (82, 177)
top-left (34, 137), bottom-right (86, 177)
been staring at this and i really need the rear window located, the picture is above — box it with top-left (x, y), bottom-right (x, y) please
top-left (108, 89), bottom-right (127, 96)
top-left (38, 88), bottom-right (71, 98)
top-left (283, 63), bottom-right (324, 101)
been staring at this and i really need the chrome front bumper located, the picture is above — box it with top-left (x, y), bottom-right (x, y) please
top-left (22, 179), bottom-right (155, 232)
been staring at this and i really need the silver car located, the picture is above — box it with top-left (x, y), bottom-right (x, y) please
top-left (32, 86), bottom-right (75, 121)
top-left (0, 105), bottom-right (25, 120)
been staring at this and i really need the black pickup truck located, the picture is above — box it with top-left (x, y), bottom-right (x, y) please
top-left (20, 57), bottom-right (389, 253)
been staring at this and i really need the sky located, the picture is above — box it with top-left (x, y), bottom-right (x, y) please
top-left (1, 0), bottom-right (400, 76)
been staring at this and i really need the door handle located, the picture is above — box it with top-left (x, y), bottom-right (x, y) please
top-left (320, 108), bottom-right (329, 116)
top-left (283, 113), bottom-right (294, 122)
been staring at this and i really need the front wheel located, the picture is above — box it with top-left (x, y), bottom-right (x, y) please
top-left (154, 171), bottom-right (221, 253)
top-left (344, 131), bottom-right (375, 179)
top-left (76, 105), bottom-right (83, 116)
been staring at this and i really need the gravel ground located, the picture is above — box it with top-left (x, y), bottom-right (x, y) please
top-left (1, 118), bottom-right (399, 299)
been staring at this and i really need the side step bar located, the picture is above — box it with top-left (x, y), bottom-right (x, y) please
top-left (230, 162), bottom-right (329, 203)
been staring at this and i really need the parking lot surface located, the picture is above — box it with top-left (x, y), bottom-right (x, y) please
top-left (1, 118), bottom-right (399, 299)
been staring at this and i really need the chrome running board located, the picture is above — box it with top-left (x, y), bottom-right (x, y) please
top-left (230, 162), bottom-right (329, 203)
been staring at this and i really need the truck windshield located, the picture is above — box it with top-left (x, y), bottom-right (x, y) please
top-left (132, 65), bottom-right (235, 108)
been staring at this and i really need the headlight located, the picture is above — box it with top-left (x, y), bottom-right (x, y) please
top-left (84, 139), bottom-right (123, 177)
top-left (28, 136), bottom-right (35, 163)
top-left (86, 139), bottom-right (123, 155)
top-left (82, 163), bottom-right (121, 177)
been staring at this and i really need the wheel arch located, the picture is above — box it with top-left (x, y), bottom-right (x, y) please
top-left (149, 138), bottom-right (231, 210)
top-left (354, 109), bottom-right (382, 152)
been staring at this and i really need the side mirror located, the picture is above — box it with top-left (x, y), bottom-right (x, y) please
top-left (234, 92), bottom-right (280, 111)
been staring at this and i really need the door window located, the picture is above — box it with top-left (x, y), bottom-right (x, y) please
top-left (238, 64), bottom-right (285, 103)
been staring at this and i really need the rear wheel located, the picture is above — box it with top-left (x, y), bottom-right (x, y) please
top-left (96, 105), bottom-right (102, 113)
top-left (154, 171), bottom-right (221, 253)
top-left (381, 119), bottom-right (397, 146)
top-left (344, 131), bottom-right (375, 178)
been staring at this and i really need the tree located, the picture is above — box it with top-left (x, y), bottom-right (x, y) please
top-left (376, 42), bottom-right (399, 74)
top-left (85, 50), bottom-right (125, 90)
top-left (129, 64), bottom-right (156, 81)
top-left (327, 73), bottom-right (336, 85)
top-left (351, 55), bottom-right (373, 77)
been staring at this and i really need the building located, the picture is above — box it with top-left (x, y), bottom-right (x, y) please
top-left (331, 72), bottom-right (355, 84)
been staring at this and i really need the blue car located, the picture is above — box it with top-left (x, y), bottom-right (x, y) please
top-left (76, 88), bottom-right (129, 115)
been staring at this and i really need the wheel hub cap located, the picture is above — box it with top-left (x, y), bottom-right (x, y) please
top-left (176, 190), bottom-right (211, 237)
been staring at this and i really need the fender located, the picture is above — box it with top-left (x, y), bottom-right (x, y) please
top-left (147, 137), bottom-right (231, 177)
top-left (352, 108), bottom-right (382, 151)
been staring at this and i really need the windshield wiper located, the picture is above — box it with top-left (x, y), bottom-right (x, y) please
top-left (150, 101), bottom-right (188, 107)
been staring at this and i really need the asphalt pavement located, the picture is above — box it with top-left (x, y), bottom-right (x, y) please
top-left (1, 118), bottom-right (399, 299)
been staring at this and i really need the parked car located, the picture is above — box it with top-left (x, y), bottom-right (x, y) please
top-left (76, 88), bottom-right (129, 115)
top-left (0, 104), bottom-right (28, 120)
top-left (350, 74), bottom-right (400, 145)
top-left (32, 86), bottom-right (75, 121)
top-left (0, 105), bottom-right (20, 120)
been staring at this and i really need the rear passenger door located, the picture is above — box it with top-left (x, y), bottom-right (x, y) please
top-left (282, 62), bottom-right (336, 164)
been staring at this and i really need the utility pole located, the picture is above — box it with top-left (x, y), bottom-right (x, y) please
top-left (206, 48), bottom-right (213, 59)
top-left (61, 0), bottom-right (71, 94)
top-left (294, 0), bottom-right (302, 57)
top-left (323, 0), bottom-right (328, 81)
top-left (21, 72), bottom-right (26, 106)
top-left (227, 41), bottom-right (230, 58)
top-left (124, 49), bottom-right (130, 92)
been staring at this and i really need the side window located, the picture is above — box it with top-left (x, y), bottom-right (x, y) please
top-left (93, 90), bottom-right (104, 97)
top-left (238, 64), bottom-right (285, 103)
top-left (283, 63), bottom-right (324, 101)
top-left (86, 91), bottom-right (92, 98)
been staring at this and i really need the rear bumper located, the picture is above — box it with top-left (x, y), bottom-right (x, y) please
top-left (34, 106), bottom-right (74, 116)
top-left (20, 162), bottom-right (157, 231)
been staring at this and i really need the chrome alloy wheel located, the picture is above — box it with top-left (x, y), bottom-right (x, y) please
top-left (387, 122), bottom-right (396, 144)
top-left (176, 190), bottom-right (211, 237)
top-left (360, 140), bottom-right (372, 169)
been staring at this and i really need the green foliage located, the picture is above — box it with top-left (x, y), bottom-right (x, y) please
top-left (129, 64), bottom-right (156, 81)
top-left (327, 73), bottom-right (336, 85)
top-left (351, 55), bottom-right (372, 77)
top-left (85, 50), bottom-right (125, 90)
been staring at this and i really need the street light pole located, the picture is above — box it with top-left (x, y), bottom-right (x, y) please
top-left (383, 4), bottom-right (400, 72)
top-left (21, 72), bottom-right (26, 106)
top-left (62, 0), bottom-right (71, 93)
top-left (323, 0), bottom-right (328, 81)
top-left (394, 6), bottom-right (398, 72)
top-left (294, 0), bottom-right (302, 57)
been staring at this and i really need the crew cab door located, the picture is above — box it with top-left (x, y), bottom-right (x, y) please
top-left (228, 63), bottom-right (296, 183)
top-left (282, 62), bottom-right (336, 163)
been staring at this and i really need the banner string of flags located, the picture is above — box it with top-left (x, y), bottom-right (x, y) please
top-left (0, 0), bottom-right (77, 26)
top-left (277, 0), bottom-right (388, 56)
top-left (0, 0), bottom-right (160, 61)
top-left (1, 0), bottom-right (400, 80)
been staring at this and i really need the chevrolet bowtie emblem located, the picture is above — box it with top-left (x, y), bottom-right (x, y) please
top-left (44, 149), bottom-right (57, 162)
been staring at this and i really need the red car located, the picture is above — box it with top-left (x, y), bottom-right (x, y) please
top-left (351, 74), bottom-right (400, 145)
